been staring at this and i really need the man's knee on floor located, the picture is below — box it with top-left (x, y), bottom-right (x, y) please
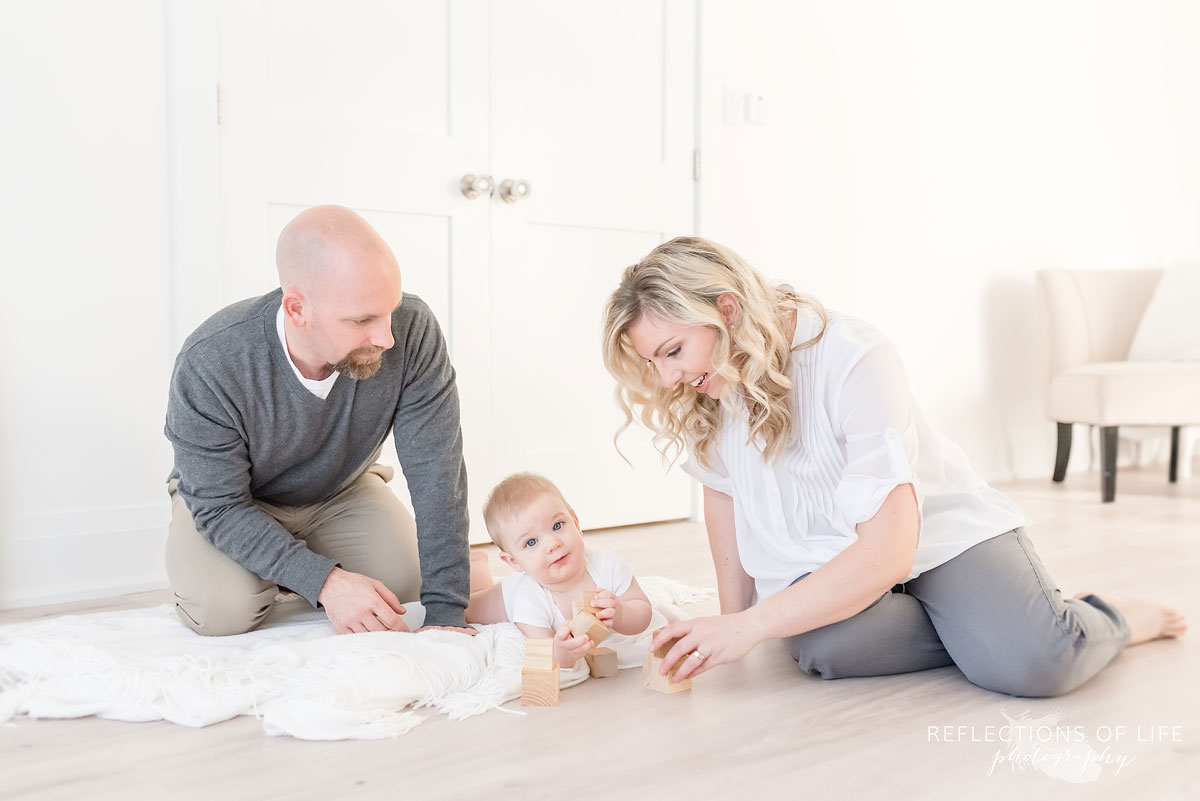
top-left (173, 594), bottom-right (272, 637)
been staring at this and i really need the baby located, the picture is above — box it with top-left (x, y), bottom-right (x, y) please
top-left (466, 472), bottom-right (652, 668)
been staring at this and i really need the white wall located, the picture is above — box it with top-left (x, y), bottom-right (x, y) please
top-left (0, 1), bottom-right (177, 606)
top-left (699, 0), bottom-right (1200, 481)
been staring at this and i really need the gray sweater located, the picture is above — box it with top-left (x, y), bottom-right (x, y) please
top-left (164, 289), bottom-right (469, 627)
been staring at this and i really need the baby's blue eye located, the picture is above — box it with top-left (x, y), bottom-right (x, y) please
top-left (552, 521), bottom-right (562, 531)
top-left (667, 347), bottom-right (680, 358)
top-left (523, 537), bottom-right (537, 549)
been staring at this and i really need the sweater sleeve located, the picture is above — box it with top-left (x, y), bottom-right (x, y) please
top-left (164, 353), bottom-right (336, 607)
top-left (391, 301), bottom-right (471, 628)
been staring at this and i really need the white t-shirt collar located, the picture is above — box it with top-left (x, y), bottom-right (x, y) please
top-left (276, 304), bottom-right (339, 399)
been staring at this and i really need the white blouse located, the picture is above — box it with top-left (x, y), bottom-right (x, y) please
top-left (681, 309), bottom-right (1030, 602)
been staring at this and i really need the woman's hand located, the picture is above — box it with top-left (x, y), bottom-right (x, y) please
top-left (650, 610), bottom-right (765, 681)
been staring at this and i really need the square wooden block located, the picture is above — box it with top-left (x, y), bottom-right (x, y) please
top-left (521, 668), bottom-right (560, 706)
top-left (569, 612), bottom-right (609, 647)
top-left (573, 589), bottom-right (597, 616)
top-left (643, 653), bottom-right (691, 694)
top-left (651, 626), bottom-right (683, 659)
top-left (524, 637), bottom-right (555, 671)
top-left (585, 646), bottom-right (619, 678)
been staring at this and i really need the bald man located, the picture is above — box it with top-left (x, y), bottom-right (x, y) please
top-left (164, 206), bottom-right (471, 636)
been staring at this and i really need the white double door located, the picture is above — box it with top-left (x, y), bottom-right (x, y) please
top-left (218, 0), bottom-right (696, 541)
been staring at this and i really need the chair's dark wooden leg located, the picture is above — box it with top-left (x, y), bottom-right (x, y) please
top-left (1100, 426), bottom-right (1118, 502)
top-left (1052, 422), bottom-right (1072, 482)
top-left (1170, 426), bottom-right (1181, 484)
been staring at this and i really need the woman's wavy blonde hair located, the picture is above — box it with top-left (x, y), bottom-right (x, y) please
top-left (602, 236), bottom-right (827, 469)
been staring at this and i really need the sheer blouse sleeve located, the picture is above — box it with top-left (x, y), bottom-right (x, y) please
top-left (830, 334), bottom-right (921, 527)
top-left (681, 444), bottom-right (734, 496)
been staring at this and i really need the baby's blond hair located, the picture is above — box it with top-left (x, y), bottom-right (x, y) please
top-left (482, 472), bottom-right (572, 551)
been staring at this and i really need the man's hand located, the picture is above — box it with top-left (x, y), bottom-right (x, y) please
top-left (553, 620), bottom-right (593, 669)
top-left (317, 567), bottom-right (411, 634)
top-left (589, 588), bottom-right (621, 630)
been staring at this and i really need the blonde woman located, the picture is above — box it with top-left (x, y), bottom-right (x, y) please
top-left (602, 237), bottom-right (1185, 696)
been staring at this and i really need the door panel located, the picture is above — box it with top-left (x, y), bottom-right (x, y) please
top-left (514, 7), bottom-right (665, 162)
top-left (487, 0), bottom-right (696, 527)
top-left (264, 0), bottom-right (450, 133)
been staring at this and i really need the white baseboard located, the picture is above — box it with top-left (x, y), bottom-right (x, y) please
top-left (0, 502), bottom-right (170, 610)
top-left (0, 577), bottom-right (171, 611)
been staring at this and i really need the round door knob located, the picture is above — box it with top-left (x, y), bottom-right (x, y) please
top-left (460, 174), bottom-right (494, 199)
top-left (498, 178), bottom-right (531, 204)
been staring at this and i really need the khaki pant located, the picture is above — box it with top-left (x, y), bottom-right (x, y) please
top-left (165, 465), bottom-right (421, 636)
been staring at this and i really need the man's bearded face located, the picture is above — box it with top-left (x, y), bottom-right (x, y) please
top-left (332, 346), bottom-right (385, 380)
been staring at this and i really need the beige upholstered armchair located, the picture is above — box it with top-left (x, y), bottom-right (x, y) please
top-left (1037, 268), bottom-right (1200, 502)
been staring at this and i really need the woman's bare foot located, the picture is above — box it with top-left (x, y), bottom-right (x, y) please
top-left (469, 549), bottom-right (495, 593)
top-left (1075, 592), bottom-right (1188, 645)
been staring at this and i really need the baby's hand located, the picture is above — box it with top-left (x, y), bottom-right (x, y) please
top-left (590, 589), bottom-right (621, 630)
top-left (554, 621), bottom-right (593, 668)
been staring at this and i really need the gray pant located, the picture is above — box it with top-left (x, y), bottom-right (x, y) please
top-left (784, 528), bottom-right (1131, 697)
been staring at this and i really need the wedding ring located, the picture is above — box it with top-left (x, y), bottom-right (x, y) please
top-left (690, 650), bottom-right (708, 662)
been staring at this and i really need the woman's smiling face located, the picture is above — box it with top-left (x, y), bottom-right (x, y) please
top-left (627, 313), bottom-right (725, 398)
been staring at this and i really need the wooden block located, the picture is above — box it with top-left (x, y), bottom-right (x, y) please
top-left (585, 646), bottom-right (619, 678)
top-left (643, 652), bottom-right (691, 694)
top-left (651, 626), bottom-right (682, 659)
top-left (524, 638), bottom-right (555, 671)
top-left (521, 668), bottom-right (560, 706)
top-left (569, 612), bottom-right (609, 647)
top-left (572, 589), bottom-right (599, 617)
top-left (522, 638), bottom-right (559, 706)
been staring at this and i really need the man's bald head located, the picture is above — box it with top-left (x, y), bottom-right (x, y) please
top-left (276, 205), bottom-right (399, 298)
top-left (274, 205), bottom-right (404, 382)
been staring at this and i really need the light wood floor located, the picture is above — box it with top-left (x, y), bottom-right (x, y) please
top-left (2, 467), bottom-right (1198, 801)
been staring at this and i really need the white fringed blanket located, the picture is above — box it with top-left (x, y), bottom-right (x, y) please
top-left (0, 577), bottom-right (712, 740)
